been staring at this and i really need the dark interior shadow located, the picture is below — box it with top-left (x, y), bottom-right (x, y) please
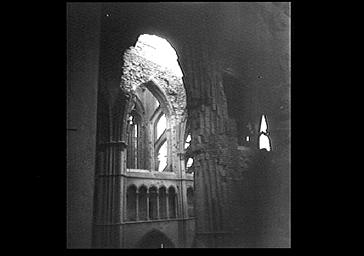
top-left (136, 229), bottom-right (175, 248)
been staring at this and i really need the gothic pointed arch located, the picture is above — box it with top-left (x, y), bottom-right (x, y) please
top-left (168, 186), bottom-right (177, 219)
top-left (158, 186), bottom-right (167, 219)
top-left (138, 185), bottom-right (148, 220)
top-left (148, 186), bottom-right (158, 219)
top-left (126, 185), bottom-right (137, 221)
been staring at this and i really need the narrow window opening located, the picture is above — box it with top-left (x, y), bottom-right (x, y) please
top-left (258, 114), bottom-right (272, 151)
top-left (127, 111), bottom-right (141, 169)
top-left (156, 114), bottom-right (167, 140)
top-left (185, 134), bottom-right (191, 149)
top-left (186, 157), bottom-right (194, 173)
top-left (184, 129), bottom-right (193, 173)
top-left (259, 134), bottom-right (271, 151)
top-left (259, 115), bottom-right (268, 133)
top-left (157, 140), bottom-right (168, 172)
top-left (186, 158), bottom-right (193, 168)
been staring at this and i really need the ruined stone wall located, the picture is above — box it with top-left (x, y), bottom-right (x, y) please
top-left (89, 2), bottom-right (290, 248)
top-left (176, 3), bottom-right (290, 247)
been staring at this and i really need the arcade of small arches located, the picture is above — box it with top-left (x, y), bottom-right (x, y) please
top-left (126, 184), bottom-right (194, 221)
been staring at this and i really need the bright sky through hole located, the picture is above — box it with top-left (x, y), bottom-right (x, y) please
top-left (135, 34), bottom-right (183, 77)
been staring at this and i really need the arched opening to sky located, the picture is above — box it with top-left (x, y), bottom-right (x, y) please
top-left (134, 34), bottom-right (183, 77)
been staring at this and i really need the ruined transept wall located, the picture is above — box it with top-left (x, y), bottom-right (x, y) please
top-left (68, 2), bottom-right (291, 248)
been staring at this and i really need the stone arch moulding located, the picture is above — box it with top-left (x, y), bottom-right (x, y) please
top-left (158, 185), bottom-right (167, 190)
top-left (138, 184), bottom-right (148, 192)
top-left (167, 185), bottom-right (177, 192)
top-left (149, 185), bottom-right (158, 191)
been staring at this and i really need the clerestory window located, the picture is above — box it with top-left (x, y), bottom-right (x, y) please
top-left (154, 112), bottom-right (168, 172)
top-left (156, 139), bottom-right (168, 172)
top-left (156, 113), bottom-right (166, 139)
